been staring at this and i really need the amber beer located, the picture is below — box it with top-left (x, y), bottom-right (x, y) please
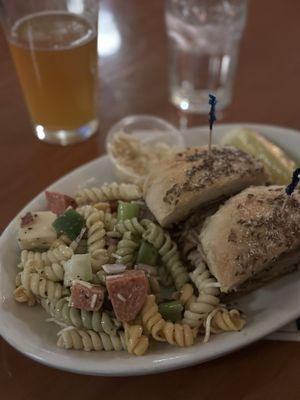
top-left (9, 11), bottom-right (97, 132)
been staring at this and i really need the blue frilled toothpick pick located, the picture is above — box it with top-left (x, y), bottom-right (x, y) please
top-left (285, 168), bottom-right (300, 195)
top-left (282, 168), bottom-right (300, 209)
top-left (208, 94), bottom-right (217, 155)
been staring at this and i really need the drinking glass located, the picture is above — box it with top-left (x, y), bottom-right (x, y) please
top-left (0, 0), bottom-right (99, 145)
top-left (166, 0), bottom-right (248, 114)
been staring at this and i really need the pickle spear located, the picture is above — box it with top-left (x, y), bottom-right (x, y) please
top-left (221, 127), bottom-right (296, 184)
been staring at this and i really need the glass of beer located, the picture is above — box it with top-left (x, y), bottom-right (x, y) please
top-left (0, 0), bottom-right (99, 145)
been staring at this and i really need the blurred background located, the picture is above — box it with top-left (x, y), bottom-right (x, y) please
top-left (2, 1), bottom-right (300, 399)
top-left (2, 0), bottom-right (300, 227)
top-left (1, 0), bottom-right (300, 235)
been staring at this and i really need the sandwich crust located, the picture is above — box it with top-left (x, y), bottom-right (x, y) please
top-left (144, 145), bottom-right (268, 227)
top-left (199, 186), bottom-right (300, 292)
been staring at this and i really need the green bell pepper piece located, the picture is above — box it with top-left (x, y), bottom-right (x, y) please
top-left (158, 300), bottom-right (183, 323)
top-left (53, 209), bottom-right (85, 240)
top-left (117, 202), bottom-right (140, 221)
top-left (136, 240), bottom-right (158, 266)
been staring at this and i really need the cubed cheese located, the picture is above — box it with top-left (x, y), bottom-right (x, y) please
top-left (63, 254), bottom-right (93, 287)
top-left (17, 211), bottom-right (57, 250)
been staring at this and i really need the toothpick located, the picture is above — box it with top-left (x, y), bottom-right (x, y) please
top-left (208, 94), bottom-right (217, 155)
top-left (282, 168), bottom-right (300, 210)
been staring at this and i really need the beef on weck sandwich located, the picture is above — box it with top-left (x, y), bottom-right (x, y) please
top-left (143, 145), bottom-right (268, 228)
top-left (199, 186), bottom-right (300, 293)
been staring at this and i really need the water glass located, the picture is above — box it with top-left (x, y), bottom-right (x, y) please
top-left (0, 0), bottom-right (100, 145)
top-left (165, 0), bottom-right (248, 114)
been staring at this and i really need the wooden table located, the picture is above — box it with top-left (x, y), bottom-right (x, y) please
top-left (1, 0), bottom-right (300, 398)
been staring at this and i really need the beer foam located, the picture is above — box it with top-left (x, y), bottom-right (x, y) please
top-left (10, 11), bottom-right (96, 51)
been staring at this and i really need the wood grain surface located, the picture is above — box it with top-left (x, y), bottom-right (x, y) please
top-left (1, 0), bottom-right (300, 399)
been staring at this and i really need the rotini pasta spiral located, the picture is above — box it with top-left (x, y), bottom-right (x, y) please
top-left (143, 223), bottom-right (189, 290)
top-left (115, 231), bottom-right (140, 266)
top-left (162, 322), bottom-right (197, 347)
top-left (51, 235), bottom-right (87, 254)
top-left (75, 182), bottom-right (142, 205)
top-left (77, 206), bottom-right (117, 232)
top-left (37, 263), bottom-right (65, 282)
top-left (114, 218), bottom-right (151, 236)
top-left (86, 219), bottom-right (106, 255)
top-left (203, 308), bottom-right (246, 343)
top-left (179, 283), bottom-right (196, 309)
top-left (100, 211), bottom-right (118, 232)
top-left (20, 250), bottom-right (42, 269)
top-left (13, 285), bottom-right (36, 306)
top-left (107, 241), bottom-right (118, 259)
top-left (77, 205), bottom-right (103, 228)
top-left (57, 327), bottom-right (126, 351)
top-left (93, 241), bottom-right (117, 266)
top-left (23, 258), bottom-right (65, 283)
top-left (41, 298), bottom-right (120, 335)
top-left (45, 245), bottom-right (74, 263)
top-left (140, 294), bottom-right (196, 347)
top-left (32, 262), bottom-right (64, 282)
top-left (91, 249), bottom-right (111, 271)
top-left (77, 205), bottom-right (118, 269)
top-left (15, 271), bottom-right (22, 287)
top-left (21, 270), bottom-right (64, 300)
top-left (182, 251), bottom-right (220, 328)
top-left (20, 245), bottom-right (74, 270)
top-left (190, 261), bottom-right (220, 310)
top-left (106, 230), bottom-right (121, 239)
top-left (140, 295), bottom-right (166, 341)
top-left (93, 201), bottom-right (111, 212)
top-left (83, 215), bottom-right (106, 268)
top-left (50, 237), bottom-right (68, 249)
top-left (187, 249), bottom-right (204, 274)
top-left (124, 323), bottom-right (149, 356)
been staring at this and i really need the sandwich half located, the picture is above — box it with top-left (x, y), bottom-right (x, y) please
top-left (144, 145), bottom-right (268, 227)
top-left (199, 186), bottom-right (300, 293)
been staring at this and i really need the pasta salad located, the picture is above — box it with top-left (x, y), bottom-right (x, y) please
top-left (14, 181), bottom-right (245, 355)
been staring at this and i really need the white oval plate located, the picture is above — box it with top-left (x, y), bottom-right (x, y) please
top-left (1, 123), bottom-right (300, 376)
